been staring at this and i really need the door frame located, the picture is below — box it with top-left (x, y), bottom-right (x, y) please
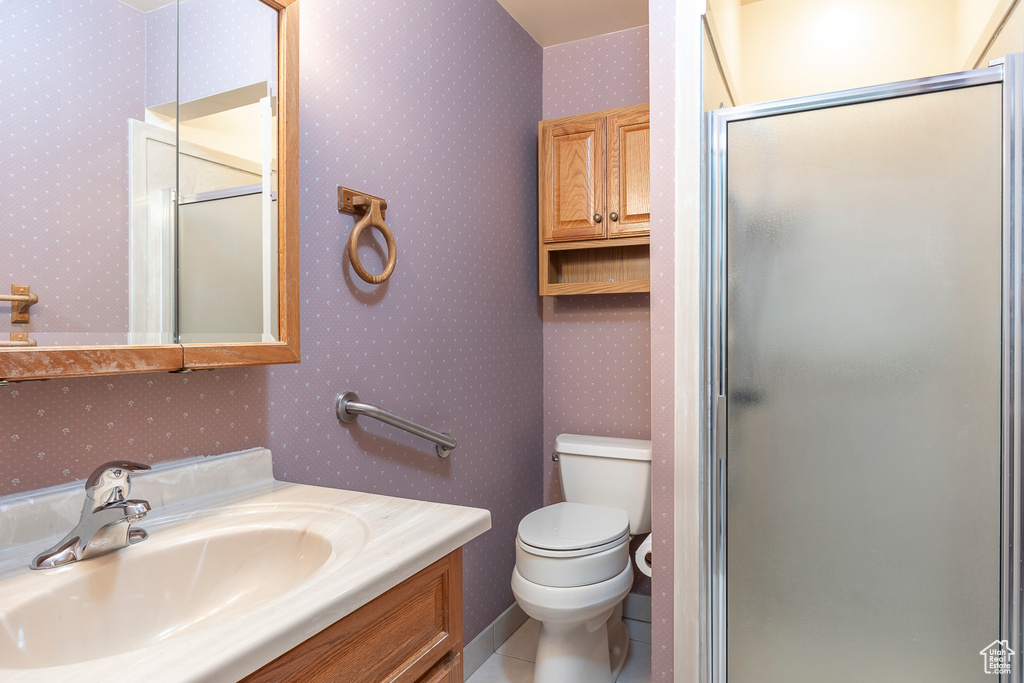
top-left (702, 56), bottom-right (1023, 683)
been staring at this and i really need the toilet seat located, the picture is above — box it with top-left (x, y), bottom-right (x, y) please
top-left (517, 502), bottom-right (630, 553)
top-left (515, 503), bottom-right (631, 587)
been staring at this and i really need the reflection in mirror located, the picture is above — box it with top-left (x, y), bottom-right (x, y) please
top-left (1, 0), bottom-right (177, 346)
top-left (142, 0), bottom-right (279, 344)
top-left (177, 0), bottom-right (278, 344)
top-left (127, 0), bottom-right (178, 345)
top-left (1, 0), bottom-right (278, 347)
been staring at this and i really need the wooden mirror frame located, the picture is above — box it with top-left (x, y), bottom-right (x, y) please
top-left (0, 0), bottom-right (300, 383)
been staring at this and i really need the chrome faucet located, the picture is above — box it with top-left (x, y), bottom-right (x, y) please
top-left (30, 461), bottom-right (152, 570)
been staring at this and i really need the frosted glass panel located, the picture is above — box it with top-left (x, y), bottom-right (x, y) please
top-left (178, 193), bottom-right (265, 343)
top-left (726, 84), bottom-right (1002, 682)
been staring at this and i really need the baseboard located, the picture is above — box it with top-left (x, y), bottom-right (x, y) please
top-left (463, 629), bottom-right (492, 682)
top-left (463, 602), bottom-right (528, 680)
top-left (623, 592), bottom-right (651, 622)
top-left (623, 593), bottom-right (652, 644)
top-left (464, 594), bottom-right (651, 681)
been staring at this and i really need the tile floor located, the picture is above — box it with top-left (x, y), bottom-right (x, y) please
top-left (465, 618), bottom-right (652, 683)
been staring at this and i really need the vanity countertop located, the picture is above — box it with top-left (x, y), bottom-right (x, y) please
top-left (0, 448), bottom-right (491, 682)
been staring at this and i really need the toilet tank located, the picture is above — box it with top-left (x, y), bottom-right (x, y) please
top-left (555, 434), bottom-right (652, 535)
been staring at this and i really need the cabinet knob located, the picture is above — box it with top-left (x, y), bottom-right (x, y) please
top-left (610, 212), bottom-right (619, 222)
top-left (594, 213), bottom-right (602, 223)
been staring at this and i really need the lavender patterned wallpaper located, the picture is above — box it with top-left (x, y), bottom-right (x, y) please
top-left (147, 0), bottom-right (278, 107)
top-left (541, 26), bottom-right (652, 596)
top-left (0, 0), bottom-right (146, 346)
top-left (145, 2), bottom-right (176, 107)
top-left (542, 26), bottom-right (649, 120)
top-left (650, 3), bottom-right (678, 678)
top-left (0, 0), bottom-right (544, 642)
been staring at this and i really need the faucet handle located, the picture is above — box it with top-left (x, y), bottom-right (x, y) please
top-left (85, 461), bottom-right (151, 488)
top-left (84, 461), bottom-right (151, 506)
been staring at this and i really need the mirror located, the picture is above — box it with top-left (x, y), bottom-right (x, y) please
top-left (0, 0), bottom-right (299, 381)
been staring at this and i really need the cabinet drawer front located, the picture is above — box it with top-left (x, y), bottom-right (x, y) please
top-left (243, 551), bottom-right (462, 683)
top-left (417, 652), bottom-right (462, 683)
top-left (540, 119), bottom-right (606, 243)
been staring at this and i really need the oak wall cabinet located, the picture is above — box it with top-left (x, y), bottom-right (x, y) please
top-left (538, 103), bottom-right (650, 295)
top-left (242, 550), bottom-right (463, 683)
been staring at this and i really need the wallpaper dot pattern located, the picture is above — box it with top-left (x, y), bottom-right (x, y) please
top-left (542, 26), bottom-right (650, 120)
top-left (286, 0), bottom-right (544, 635)
top-left (0, 370), bottom-right (271, 490)
top-left (0, 0), bottom-right (544, 643)
top-left (147, 0), bottom-right (278, 107)
top-left (541, 25), bottom-right (652, 596)
top-left (650, 3), bottom-right (678, 679)
top-left (144, 3), bottom-right (176, 107)
top-left (0, 0), bottom-right (145, 345)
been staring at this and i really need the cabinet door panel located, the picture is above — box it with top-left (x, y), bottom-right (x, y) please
top-left (242, 551), bottom-right (462, 683)
top-left (607, 107), bottom-right (650, 238)
top-left (417, 653), bottom-right (462, 683)
top-left (540, 118), bottom-right (606, 242)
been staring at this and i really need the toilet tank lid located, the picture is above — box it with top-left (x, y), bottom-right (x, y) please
top-left (555, 434), bottom-right (652, 461)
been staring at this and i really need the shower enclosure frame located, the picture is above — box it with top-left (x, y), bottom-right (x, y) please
top-left (701, 54), bottom-right (1024, 683)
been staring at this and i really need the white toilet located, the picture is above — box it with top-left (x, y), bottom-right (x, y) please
top-left (511, 434), bottom-right (652, 683)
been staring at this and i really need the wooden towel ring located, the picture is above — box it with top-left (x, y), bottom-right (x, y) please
top-left (347, 196), bottom-right (397, 284)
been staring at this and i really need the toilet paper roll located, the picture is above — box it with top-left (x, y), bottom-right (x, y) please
top-left (635, 533), bottom-right (653, 577)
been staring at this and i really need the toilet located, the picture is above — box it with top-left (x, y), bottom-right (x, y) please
top-left (511, 434), bottom-right (652, 683)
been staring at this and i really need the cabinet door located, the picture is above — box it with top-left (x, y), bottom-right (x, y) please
top-left (539, 117), bottom-right (606, 243)
top-left (606, 106), bottom-right (650, 238)
top-left (242, 551), bottom-right (462, 683)
top-left (417, 653), bottom-right (462, 683)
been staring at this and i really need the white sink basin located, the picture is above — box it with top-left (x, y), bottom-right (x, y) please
top-left (0, 448), bottom-right (491, 683)
top-left (0, 506), bottom-right (352, 669)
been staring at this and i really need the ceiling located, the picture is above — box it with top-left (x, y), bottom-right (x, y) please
top-left (495, 0), bottom-right (649, 48)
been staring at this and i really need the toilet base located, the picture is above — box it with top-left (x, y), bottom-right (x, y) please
top-left (531, 605), bottom-right (629, 683)
top-left (608, 603), bottom-right (629, 680)
top-left (534, 613), bottom-right (612, 683)
top-left (512, 564), bottom-right (633, 683)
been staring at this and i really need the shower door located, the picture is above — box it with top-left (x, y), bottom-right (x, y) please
top-left (706, 57), bottom-right (1024, 683)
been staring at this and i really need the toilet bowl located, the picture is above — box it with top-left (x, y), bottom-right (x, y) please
top-left (511, 501), bottom-right (638, 683)
top-left (510, 434), bottom-right (652, 683)
top-left (511, 563), bottom-right (632, 683)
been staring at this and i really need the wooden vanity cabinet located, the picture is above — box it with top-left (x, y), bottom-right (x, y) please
top-left (538, 103), bottom-right (650, 295)
top-left (242, 550), bottom-right (463, 683)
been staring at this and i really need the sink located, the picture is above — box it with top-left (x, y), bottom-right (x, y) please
top-left (0, 505), bottom-right (361, 669)
top-left (0, 448), bottom-right (490, 683)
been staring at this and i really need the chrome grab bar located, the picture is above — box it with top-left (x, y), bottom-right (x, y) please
top-left (335, 391), bottom-right (456, 458)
